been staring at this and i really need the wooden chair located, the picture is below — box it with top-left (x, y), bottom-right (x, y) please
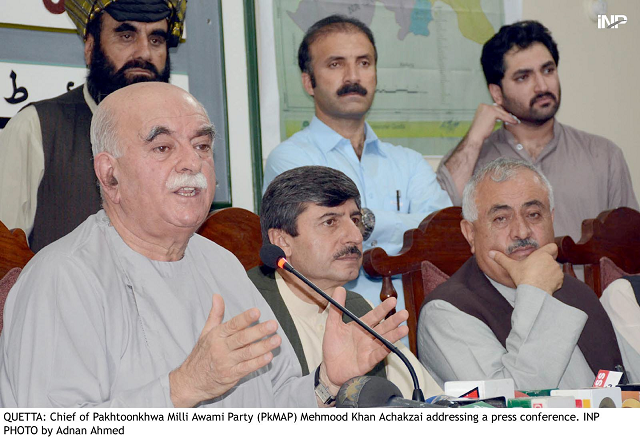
top-left (1, 267), bottom-right (22, 334)
top-left (0, 220), bottom-right (34, 279)
top-left (556, 207), bottom-right (640, 297)
top-left (363, 207), bottom-right (472, 353)
top-left (197, 207), bottom-right (263, 271)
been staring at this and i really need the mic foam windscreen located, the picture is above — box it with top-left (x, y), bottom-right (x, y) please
top-left (260, 244), bottom-right (286, 269)
top-left (336, 376), bottom-right (402, 408)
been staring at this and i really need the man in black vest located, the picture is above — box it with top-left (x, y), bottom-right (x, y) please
top-left (0, 0), bottom-right (187, 252)
top-left (251, 166), bottom-right (442, 399)
top-left (418, 157), bottom-right (630, 390)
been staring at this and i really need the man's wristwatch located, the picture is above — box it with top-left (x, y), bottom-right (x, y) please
top-left (361, 207), bottom-right (375, 241)
top-left (314, 365), bottom-right (336, 406)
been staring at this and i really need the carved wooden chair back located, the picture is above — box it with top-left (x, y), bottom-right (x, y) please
top-left (197, 207), bottom-right (263, 271)
top-left (363, 207), bottom-right (472, 353)
top-left (0, 220), bottom-right (34, 279)
top-left (555, 207), bottom-right (640, 297)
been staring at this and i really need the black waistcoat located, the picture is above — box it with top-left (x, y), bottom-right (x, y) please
top-left (29, 86), bottom-right (101, 252)
top-left (423, 256), bottom-right (623, 375)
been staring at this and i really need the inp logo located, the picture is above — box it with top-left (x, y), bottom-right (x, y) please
top-left (598, 15), bottom-right (628, 28)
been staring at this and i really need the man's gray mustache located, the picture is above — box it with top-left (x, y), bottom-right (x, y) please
top-left (166, 173), bottom-right (208, 191)
top-left (506, 238), bottom-right (539, 255)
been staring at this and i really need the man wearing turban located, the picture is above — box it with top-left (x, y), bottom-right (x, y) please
top-left (0, 0), bottom-right (188, 252)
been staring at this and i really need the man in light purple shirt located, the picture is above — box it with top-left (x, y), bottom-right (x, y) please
top-left (437, 21), bottom-right (637, 241)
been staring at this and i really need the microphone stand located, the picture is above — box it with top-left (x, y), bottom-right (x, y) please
top-left (280, 260), bottom-right (425, 402)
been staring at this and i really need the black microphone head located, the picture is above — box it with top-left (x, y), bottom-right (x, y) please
top-left (260, 244), bottom-right (286, 269)
top-left (336, 376), bottom-right (402, 408)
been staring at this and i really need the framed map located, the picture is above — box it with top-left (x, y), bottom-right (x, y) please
top-left (259, 0), bottom-right (521, 158)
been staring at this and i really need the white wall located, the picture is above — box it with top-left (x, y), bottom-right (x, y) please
top-left (523, 0), bottom-right (640, 205)
top-left (221, 0), bottom-right (255, 211)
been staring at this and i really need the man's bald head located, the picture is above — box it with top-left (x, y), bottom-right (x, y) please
top-left (91, 82), bottom-right (217, 247)
top-left (91, 82), bottom-right (209, 159)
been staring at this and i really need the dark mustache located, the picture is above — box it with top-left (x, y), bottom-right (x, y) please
top-left (333, 245), bottom-right (362, 259)
top-left (336, 83), bottom-right (368, 97)
top-left (117, 59), bottom-right (160, 77)
top-left (506, 238), bottom-right (539, 255)
top-left (530, 92), bottom-right (556, 106)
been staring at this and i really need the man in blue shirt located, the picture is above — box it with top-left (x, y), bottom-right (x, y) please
top-left (263, 15), bottom-right (451, 313)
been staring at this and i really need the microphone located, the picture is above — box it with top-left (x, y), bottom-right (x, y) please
top-left (336, 376), bottom-right (447, 408)
top-left (259, 244), bottom-right (425, 402)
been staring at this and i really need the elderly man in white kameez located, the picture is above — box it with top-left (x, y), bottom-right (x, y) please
top-left (0, 82), bottom-right (408, 408)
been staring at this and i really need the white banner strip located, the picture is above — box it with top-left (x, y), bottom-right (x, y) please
top-left (0, 407), bottom-right (632, 436)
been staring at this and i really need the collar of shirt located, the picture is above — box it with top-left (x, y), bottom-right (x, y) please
top-left (99, 210), bottom-right (191, 280)
top-left (495, 119), bottom-right (562, 163)
top-left (487, 275), bottom-right (516, 307)
top-left (83, 83), bottom-right (98, 114)
top-left (308, 116), bottom-right (386, 158)
top-left (275, 270), bottom-right (331, 320)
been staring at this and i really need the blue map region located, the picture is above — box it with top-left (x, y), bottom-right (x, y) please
top-left (409, 0), bottom-right (433, 37)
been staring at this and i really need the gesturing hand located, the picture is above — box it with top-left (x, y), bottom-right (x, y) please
top-left (467, 103), bottom-right (520, 146)
top-left (490, 243), bottom-right (564, 295)
top-left (169, 294), bottom-right (281, 407)
top-left (321, 287), bottom-right (409, 389)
